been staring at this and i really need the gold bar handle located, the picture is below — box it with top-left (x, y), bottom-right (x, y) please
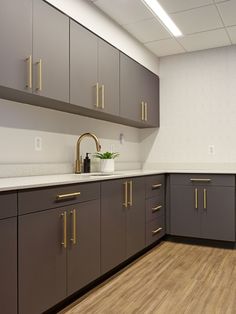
top-left (145, 102), bottom-right (148, 121)
top-left (61, 211), bottom-right (67, 249)
top-left (95, 83), bottom-right (99, 108)
top-left (101, 84), bottom-right (105, 109)
top-left (190, 178), bottom-right (211, 182)
top-left (56, 192), bottom-right (81, 201)
top-left (152, 184), bottom-right (162, 189)
top-left (36, 59), bottom-right (42, 91)
top-left (70, 209), bottom-right (77, 245)
top-left (203, 188), bottom-right (207, 209)
top-left (25, 55), bottom-right (32, 89)
top-left (128, 180), bottom-right (133, 206)
top-left (195, 188), bottom-right (198, 209)
top-left (152, 205), bottom-right (162, 212)
top-left (141, 101), bottom-right (144, 121)
top-left (123, 182), bottom-right (128, 208)
top-left (152, 227), bottom-right (162, 235)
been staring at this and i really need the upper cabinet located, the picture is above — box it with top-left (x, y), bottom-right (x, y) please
top-left (33, 0), bottom-right (69, 102)
top-left (0, 0), bottom-right (32, 92)
top-left (70, 21), bottom-right (119, 116)
top-left (0, 1), bottom-right (159, 128)
top-left (120, 53), bottom-right (159, 127)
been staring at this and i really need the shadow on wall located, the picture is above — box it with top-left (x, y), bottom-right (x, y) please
top-left (139, 127), bottom-right (159, 162)
top-left (0, 98), bottom-right (140, 143)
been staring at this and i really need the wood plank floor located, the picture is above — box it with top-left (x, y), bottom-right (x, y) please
top-left (61, 241), bottom-right (236, 314)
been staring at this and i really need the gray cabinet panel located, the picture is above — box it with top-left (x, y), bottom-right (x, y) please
top-left (120, 53), bottom-right (143, 122)
top-left (0, 192), bottom-right (17, 219)
top-left (146, 216), bottom-right (165, 246)
top-left (170, 185), bottom-right (201, 237)
top-left (70, 20), bottom-right (98, 109)
top-left (101, 180), bottom-right (126, 274)
top-left (33, 0), bottom-right (69, 102)
top-left (19, 208), bottom-right (67, 314)
top-left (67, 200), bottom-right (100, 295)
top-left (146, 174), bottom-right (165, 199)
top-left (146, 195), bottom-right (164, 223)
top-left (126, 178), bottom-right (145, 258)
top-left (201, 187), bottom-right (235, 241)
top-left (98, 39), bottom-right (119, 115)
top-left (0, 0), bottom-right (32, 92)
top-left (170, 174), bottom-right (235, 187)
top-left (0, 217), bottom-right (17, 314)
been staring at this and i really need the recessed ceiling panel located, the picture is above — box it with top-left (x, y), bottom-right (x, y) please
top-left (124, 18), bottom-right (171, 43)
top-left (145, 38), bottom-right (185, 56)
top-left (217, 0), bottom-right (236, 27)
top-left (158, 0), bottom-right (214, 14)
top-left (227, 26), bottom-right (236, 43)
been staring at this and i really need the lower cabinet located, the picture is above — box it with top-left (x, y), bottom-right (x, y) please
top-left (0, 217), bottom-right (17, 314)
top-left (19, 200), bottom-right (100, 314)
top-left (101, 177), bottom-right (145, 274)
top-left (170, 174), bottom-right (235, 241)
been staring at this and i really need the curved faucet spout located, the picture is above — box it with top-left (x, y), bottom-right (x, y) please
top-left (75, 133), bottom-right (101, 173)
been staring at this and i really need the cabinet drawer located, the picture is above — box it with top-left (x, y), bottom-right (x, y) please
top-left (0, 192), bottom-right (17, 219)
top-left (170, 174), bottom-right (235, 187)
top-left (18, 182), bottom-right (100, 215)
top-left (146, 175), bottom-right (165, 199)
top-left (146, 196), bottom-right (164, 223)
top-left (146, 216), bottom-right (165, 246)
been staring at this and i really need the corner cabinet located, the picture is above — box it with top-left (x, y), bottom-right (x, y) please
top-left (169, 174), bottom-right (235, 242)
top-left (70, 20), bottom-right (119, 116)
top-left (120, 53), bottom-right (159, 127)
top-left (101, 177), bottom-right (146, 274)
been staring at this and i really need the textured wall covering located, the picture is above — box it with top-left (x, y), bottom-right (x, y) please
top-left (141, 45), bottom-right (236, 167)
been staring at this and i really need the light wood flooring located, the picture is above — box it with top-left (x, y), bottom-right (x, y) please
top-left (61, 241), bottom-right (236, 314)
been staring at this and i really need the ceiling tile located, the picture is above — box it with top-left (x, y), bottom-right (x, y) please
top-left (145, 38), bottom-right (185, 57)
top-left (158, 0), bottom-right (214, 13)
top-left (94, 0), bottom-right (153, 25)
top-left (171, 5), bottom-right (223, 35)
top-left (178, 28), bottom-right (230, 51)
top-left (123, 18), bottom-right (171, 43)
top-left (227, 26), bottom-right (236, 43)
top-left (217, 0), bottom-right (236, 26)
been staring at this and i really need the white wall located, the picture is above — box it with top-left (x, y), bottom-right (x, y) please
top-left (46, 0), bottom-right (159, 74)
top-left (141, 45), bottom-right (236, 169)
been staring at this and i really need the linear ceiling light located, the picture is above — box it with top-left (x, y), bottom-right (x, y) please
top-left (141, 0), bottom-right (183, 37)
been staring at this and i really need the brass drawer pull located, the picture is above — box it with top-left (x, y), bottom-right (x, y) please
top-left (152, 227), bottom-right (162, 235)
top-left (36, 59), bottom-right (42, 91)
top-left (70, 209), bottom-right (77, 245)
top-left (145, 102), bottom-right (148, 121)
top-left (56, 192), bottom-right (81, 200)
top-left (61, 211), bottom-right (67, 249)
top-left (123, 182), bottom-right (128, 208)
top-left (141, 101), bottom-right (145, 121)
top-left (25, 55), bottom-right (32, 89)
top-left (95, 82), bottom-right (99, 108)
top-left (152, 184), bottom-right (162, 189)
top-left (152, 205), bottom-right (162, 212)
top-left (190, 178), bottom-right (211, 182)
top-left (100, 84), bottom-right (105, 109)
top-left (195, 188), bottom-right (198, 209)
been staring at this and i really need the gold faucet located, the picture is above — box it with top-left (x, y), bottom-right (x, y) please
top-left (75, 132), bottom-right (101, 173)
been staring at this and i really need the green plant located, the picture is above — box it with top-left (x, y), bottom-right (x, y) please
top-left (94, 151), bottom-right (119, 159)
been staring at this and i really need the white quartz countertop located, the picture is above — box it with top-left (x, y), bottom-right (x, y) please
top-left (0, 169), bottom-right (236, 192)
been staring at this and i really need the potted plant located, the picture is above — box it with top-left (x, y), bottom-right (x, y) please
top-left (94, 151), bottom-right (119, 173)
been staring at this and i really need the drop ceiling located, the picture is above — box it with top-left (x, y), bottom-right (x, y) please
top-left (90, 0), bottom-right (236, 57)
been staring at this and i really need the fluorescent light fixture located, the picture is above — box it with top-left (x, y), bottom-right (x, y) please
top-left (142, 0), bottom-right (183, 37)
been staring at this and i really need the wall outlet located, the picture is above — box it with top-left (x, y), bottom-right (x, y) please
top-left (208, 144), bottom-right (215, 155)
top-left (35, 137), bottom-right (42, 151)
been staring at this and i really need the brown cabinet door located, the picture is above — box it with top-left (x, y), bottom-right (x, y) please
top-left (33, 0), bottom-right (69, 102)
top-left (18, 208), bottom-right (67, 314)
top-left (70, 20), bottom-right (98, 109)
top-left (0, 0), bottom-right (32, 92)
top-left (170, 185), bottom-right (201, 238)
top-left (0, 217), bottom-right (17, 314)
top-left (67, 200), bottom-right (101, 295)
top-left (101, 180), bottom-right (126, 274)
top-left (120, 53), bottom-right (143, 123)
top-left (98, 39), bottom-right (119, 115)
top-left (126, 177), bottom-right (146, 258)
top-left (201, 186), bottom-right (235, 241)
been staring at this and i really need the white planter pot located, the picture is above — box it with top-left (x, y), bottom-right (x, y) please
top-left (100, 159), bottom-right (115, 173)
